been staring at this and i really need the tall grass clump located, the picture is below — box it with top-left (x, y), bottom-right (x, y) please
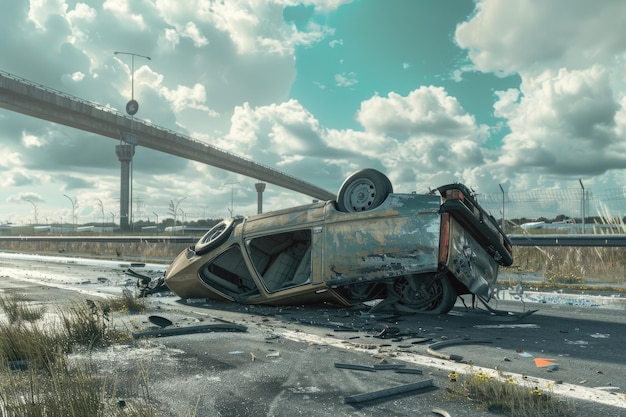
top-left (0, 294), bottom-right (46, 323)
top-left (101, 289), bottom-right (145, 314)
top-left (59, 299), bottom-right (131, 351)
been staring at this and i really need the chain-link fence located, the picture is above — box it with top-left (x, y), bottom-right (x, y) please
top-left (477, 187), bottom-right (626, 228)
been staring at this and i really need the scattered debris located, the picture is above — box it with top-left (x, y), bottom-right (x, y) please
top-left (516, 349), bottom-right (533, 358)
top-left (345, 379), bottom-right (434, 404)
top-left (427, 338), bottom-right (492, 362)
top-left (132, 323), bottom-right (247, 339)
top-left (127, 268), bottom-right (169, 296)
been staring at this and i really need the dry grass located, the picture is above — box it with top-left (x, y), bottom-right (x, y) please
top-left (0, 295), bottom-right (170, 417)
top-left (446, 368), bottom-right (576, 417)
top-left (507, 208), bottom-right (626, 287)
top-left (505, 245), bottom-right (626, 287)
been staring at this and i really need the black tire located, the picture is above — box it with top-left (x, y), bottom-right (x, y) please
top-left (391, 274), bottom-right (457, 314)
top-left (194, 219), bottom-right (235, 255)
top-left (337, 168), bottom-right (393, 212)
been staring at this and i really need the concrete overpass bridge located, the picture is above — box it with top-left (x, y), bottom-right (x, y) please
top-left (0, 70), bottom-right (336, 228)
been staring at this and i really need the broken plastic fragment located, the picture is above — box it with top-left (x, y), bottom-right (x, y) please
top-left (534, 358), bottom-right (557, 368)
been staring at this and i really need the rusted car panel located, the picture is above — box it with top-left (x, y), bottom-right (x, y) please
top-left (323, 193), bottom-right (441, 286)
top-left (445, 216), bottom-right (498, 299)
top-left (164, 169), bottom-right (513, 314)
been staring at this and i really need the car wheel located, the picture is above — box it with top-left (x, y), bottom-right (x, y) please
top-left (391, 274), bottom-right (457, 314)
top-left (337, 168), bottom-right (393, 212)
top-left (194, 219), bottom-right (235, 255)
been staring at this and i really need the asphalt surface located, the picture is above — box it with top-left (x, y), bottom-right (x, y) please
top-left (1, 253), bottom-right (626, 416)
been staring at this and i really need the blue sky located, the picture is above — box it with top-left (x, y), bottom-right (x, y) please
top-left (289, 1), bottom-right (518, 144)
top-left (1, 0), bottom-right (626, 226)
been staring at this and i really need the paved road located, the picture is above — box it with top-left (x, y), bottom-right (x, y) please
top-left (1, 254), bottom-right (625, 416)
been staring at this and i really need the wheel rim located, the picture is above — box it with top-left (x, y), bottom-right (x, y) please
top-left (393, 276), bottom-right (443, 311)
top-left (202, 223), bottom-right (226, 244)
top-left (342, 180), bottom-right (378, 211)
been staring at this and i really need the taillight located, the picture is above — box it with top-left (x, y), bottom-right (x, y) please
top-left (445, 189), bottom-right (464, 201)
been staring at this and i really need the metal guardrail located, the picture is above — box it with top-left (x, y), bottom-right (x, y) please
top-left (0, 236), bottom-right (197, 244)
top-left (5, 234), bottom-right (626, 247)
top-left (509, 234), bottom-right (626, 247)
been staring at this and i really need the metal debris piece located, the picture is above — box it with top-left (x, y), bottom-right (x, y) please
top-left (373, 364), bottom-right (406, 370)
top-left (394, 368), bottom-right (423, 375)
top-left (132, 323), bottom-right (247, 339)
top-left (473, 323), bottom-right (540, 329)
top-left (477, 298), bottom-right (538, 320)
top-left (431, 408), bottom-right (452, 417)
top-left (426, 338), bottom-right (492, 362)
top-left (374, 327), bottom-right (400, 339)
top-left (345, 379), bottom-right (434, 404)
top-left (148, 315), bottom-right (173, 328)
top-left (335, 363), bottom-right (377, 372)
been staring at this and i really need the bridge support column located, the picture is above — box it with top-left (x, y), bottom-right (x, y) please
top-left (255, 182), bottom-right (266, 214)
top-left (116, 143), bottom-right (135, 231)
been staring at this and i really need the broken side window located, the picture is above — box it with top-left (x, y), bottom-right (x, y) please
top-left (199, 246), bottom-right (259, 297)
top-left (247, 229), bottom-right (312, 293)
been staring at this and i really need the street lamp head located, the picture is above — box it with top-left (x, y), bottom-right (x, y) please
top-left (114, 51), bottom-right (151, 61)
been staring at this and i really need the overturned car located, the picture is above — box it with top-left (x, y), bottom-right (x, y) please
top-left (164, 169), bottom-right (512, 314)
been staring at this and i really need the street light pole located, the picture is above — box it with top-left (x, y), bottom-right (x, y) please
top-left (172, 196), bottom-right (187, 232)
top-left (153, 211), bottom-right (159, 234)
top-left (224, 182), bottom-right (239, 217)
top-left (179, 209), bottom-right (186, 234)
top-left (114, 51), bottom-right (151, 233)
top-left (114, 51), bottom-right (151, 103)
top-left (498, 183), bottom-right (505, 231)
top-left (26, 199), bottom-right (39, 225)
top-left (64, 195), bottom-right (76, 232)
top-left (96, 198), bottom-right (105, 233)
top-left (579, 179), bottom-right (585, 234)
